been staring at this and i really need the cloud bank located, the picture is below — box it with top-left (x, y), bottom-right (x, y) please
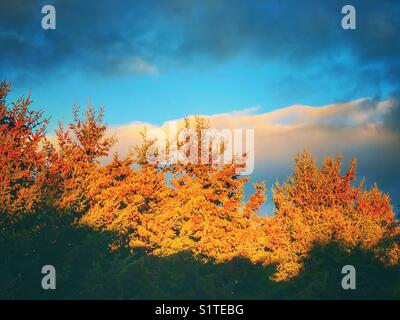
top-left (106, 97), bottom-right (400, 212)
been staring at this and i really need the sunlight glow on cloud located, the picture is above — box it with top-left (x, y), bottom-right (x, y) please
top-left (105, 97), bottom-right (400, 204)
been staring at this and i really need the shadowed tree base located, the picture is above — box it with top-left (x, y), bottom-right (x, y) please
top-left (1, 210), bottom-right (399, 300)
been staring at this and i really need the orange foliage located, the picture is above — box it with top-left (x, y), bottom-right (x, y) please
top-left (54, 105), bottom-right (116, 213)
top-left (0, 82), bottom-right (53, 220)
top-left (1, 81), bottom-right (399, 281)
top-left (78, 116), bottom-right (266, 262)
top-left (258, 152), bottom-right (400, 280)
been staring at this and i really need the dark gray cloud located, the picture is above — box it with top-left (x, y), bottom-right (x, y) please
top-left (0, 0), bottom-right (399, 92)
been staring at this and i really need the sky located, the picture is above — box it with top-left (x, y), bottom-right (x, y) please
top-left (1, 0), bottom-right (399, 213)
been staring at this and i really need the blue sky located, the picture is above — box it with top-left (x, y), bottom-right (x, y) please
top-left (11, 52), bottom-right (397, 132)
top-left (1, 0), bottom-right (399, 131)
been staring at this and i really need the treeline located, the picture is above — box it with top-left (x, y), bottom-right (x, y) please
top-left (1, 81), bottom-right (399, 299)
